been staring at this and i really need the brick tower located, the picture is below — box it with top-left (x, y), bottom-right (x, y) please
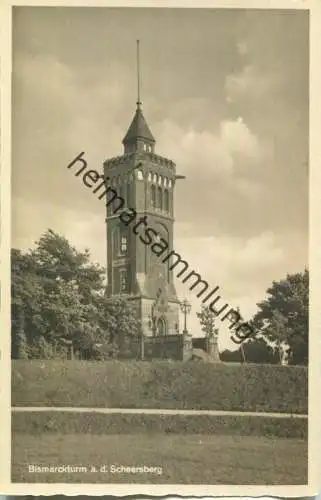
top-left (104, 42), bottom-right (181, 347)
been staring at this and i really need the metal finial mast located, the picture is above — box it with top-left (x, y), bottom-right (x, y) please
top-left (136, 39), bottom-right (141, 108)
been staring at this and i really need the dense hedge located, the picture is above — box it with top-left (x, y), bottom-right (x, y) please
top-left (12, 360), bottom-right (308, 414)
top-left (12, 411), bottom-right (307, 439)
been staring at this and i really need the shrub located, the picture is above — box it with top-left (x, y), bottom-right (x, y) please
top-left (12, 360), bottom-right (308, 414)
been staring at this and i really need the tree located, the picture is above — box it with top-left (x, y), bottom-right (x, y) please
top-left (29, 229), bottom-right (106, 300)
top-left (267, 310), bottom-right (289, 364)
top-left (229, 306), bottom-right (246, 362)
top-left (32, 336), bottom-right (55, 359)
top-left (11, 229), bottom-right (141, 360)
top-left (245, 338), bottom-right (280, 364)
top-left (196, 305), bottom-right (219, 340)
top-left (251, 270), bottom-right (308, 365)
top-left (220, 348), bottom-right (242, 363)
top-left (15, 314), bottom-right (29, 359)
top-left (97, 296), bottom-right (142, 357)
top-left (220, 338), bottom-right (279, 364)
top-left (11, 249), bottom-right (45, 358)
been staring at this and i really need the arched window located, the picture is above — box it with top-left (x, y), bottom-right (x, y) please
top-left (157, 186), bottom-right (163, 210)
top-left (113, 228), bottom-right (128, 256)
top-left (164, 189), bottom-right (169, 212)
top-left (113, 228), bottom-right (119, 256)
top-left (157, 317), bottom-right (167, 336)
top-left (149, 222), bottom-right (170, 282)
top-left (151, 184), bottom-right (156, 208)
top-left (120, 235), bottom-right (127, 254)
top-left (119, 268), bottom-right (127, 294)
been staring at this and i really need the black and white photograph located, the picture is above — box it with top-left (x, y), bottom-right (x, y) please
top-left (8, 4), bottom-right (313, 490)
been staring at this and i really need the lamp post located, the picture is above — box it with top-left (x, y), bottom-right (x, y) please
top-left (180, 299), bottom-right (192, 334)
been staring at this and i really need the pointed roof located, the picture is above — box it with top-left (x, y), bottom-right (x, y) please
top-left (122, 104), bottom-right (155, 145)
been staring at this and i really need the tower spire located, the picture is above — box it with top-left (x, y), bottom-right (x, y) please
top-left (122, 39), bottom-right (155, 153)
top-left (136, 39), bottom-right (141, 109)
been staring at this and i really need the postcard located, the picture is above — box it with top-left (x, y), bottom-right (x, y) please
top-left (0, 0), bottom-right (320, 496)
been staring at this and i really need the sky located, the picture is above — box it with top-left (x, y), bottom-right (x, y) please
top-left (11, 7), bottom-right (309, 351)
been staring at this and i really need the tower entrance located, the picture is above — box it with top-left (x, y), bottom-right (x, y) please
top-left (157, 317), bottom-right (167, 336)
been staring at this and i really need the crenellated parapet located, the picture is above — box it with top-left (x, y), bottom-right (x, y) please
top-left (104, 152), bottom-right (176, 171)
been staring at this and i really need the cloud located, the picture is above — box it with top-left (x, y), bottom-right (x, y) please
top-left (173, 231), bottom-right (285, 349)
top-left (236, 40), bottom-right (249, 56)
top-left (175, 232), bottom-right (284, 288)
top-left (220, 118), bottom-right (260, 159)
top-left (12, 197), bottom-right (105, 265)
top-left (225, 64), bottom-right (281, 103)
top-left (232, 178), bottom-right (268, 200)
top-left (12, 51), bottom-right (134, 207)
top-left (155, 116), bottom-right (260, 178)
top-left (11, 9), bottom-right (308, 353)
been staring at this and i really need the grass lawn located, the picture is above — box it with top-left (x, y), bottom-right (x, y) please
top-left (12, 433), bottom-right (307, 484)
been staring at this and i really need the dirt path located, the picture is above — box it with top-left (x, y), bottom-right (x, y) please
top-left (12, 406), bottom-right (308, 418)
